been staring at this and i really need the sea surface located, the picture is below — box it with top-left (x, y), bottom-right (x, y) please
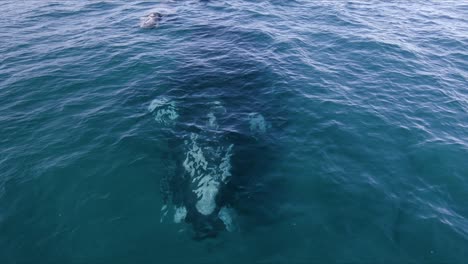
top-left (1, 0), bottom-right (467, 263)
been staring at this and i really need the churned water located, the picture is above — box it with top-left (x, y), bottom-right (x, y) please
top-left (1, 0), bottom-right (467, 263)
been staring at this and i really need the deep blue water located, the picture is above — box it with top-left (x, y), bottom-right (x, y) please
top-left (1, 0), bottom-right (467, 262)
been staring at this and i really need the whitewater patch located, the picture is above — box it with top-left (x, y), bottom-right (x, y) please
top-left (148, 98), bottom-right (179, 125)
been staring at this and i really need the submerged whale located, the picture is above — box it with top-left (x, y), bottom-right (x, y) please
top-left (149, 97), bottom-right (272, 239)
top-left (145, 43), bottom-right (290, 238)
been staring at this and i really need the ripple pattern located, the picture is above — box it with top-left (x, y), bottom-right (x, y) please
top-left (0, 0), bottom-right (467, 262)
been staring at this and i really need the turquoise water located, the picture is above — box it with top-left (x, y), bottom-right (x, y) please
top-left (1, 0), bottom-right (467, 262)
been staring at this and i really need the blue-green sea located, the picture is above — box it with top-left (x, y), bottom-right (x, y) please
top-left (1, 0), bottom-right (467, 263)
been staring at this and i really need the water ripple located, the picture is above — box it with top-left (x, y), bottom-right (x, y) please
top-left (0, 0), bottom-right (467, 262)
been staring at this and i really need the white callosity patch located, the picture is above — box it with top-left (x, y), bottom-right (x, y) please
top-left (219, 144), bottom-right (233, 182)
top-left (173, 206), bottom-right (187, 223)
top-left (183, 133), bottom-right (234, 216)
top-left (195, 183), bottom-right (219, 216)
top-left (148, 98), bottom-right (178, 125)
top-left (160, 204), bottom-right (169, 223)
top-left (207, 112), bottom-right (217, 129)
top-left (140, 12), bottom-right (161, 29)
top-left (248, 113), bottom-right (269, 134)
top-left (218, 207), bottom-right (237, 232)
top-left (183, 133), bottom-right (208, 178)
top-left (206, 101), bottom-right (226, 130)
top-left (211, 101), bottom-right (226, 112)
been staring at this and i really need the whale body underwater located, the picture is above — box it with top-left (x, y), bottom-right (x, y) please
top-left (147, 61), bottom-right (285, 239)
top-left (149, 98), bottom-right (272, 239)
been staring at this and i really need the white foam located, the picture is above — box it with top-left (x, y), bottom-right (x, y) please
top-left (154, 105), bottom-right (178, 124)
top-left (248, 113), bottom-right (268, 133)
top-left (173, 206), bottom-right (187, 223)
top-left (148, 98), bottom-right (169, 112)
top-left (148, 98), bottom-right (178, 125)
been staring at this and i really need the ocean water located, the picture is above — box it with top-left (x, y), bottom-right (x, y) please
top-left (1, 0), bottom-right (467, 262)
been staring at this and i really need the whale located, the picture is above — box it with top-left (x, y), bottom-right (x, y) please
top-left (146, 44), bottom-right (288, 238)
top-left (149, 98), bottom-right (272, 238)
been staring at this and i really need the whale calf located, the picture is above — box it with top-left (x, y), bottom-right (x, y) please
top-left (140, 12), bottom-right (163, 29)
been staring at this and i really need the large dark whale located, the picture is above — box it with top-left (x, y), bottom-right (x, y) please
top-left (149, 96), bottom-right (273, 238)
top-left (146, 63), bottom-right (288, 239)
